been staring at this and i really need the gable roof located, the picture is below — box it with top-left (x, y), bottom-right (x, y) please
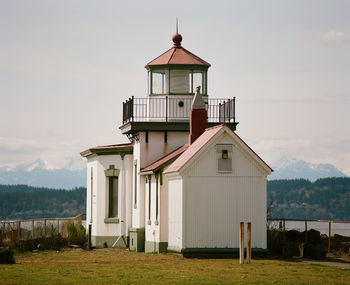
top-left (164, 124), bottom-right (224, 174)
top-left (140, 144), bottom-right (188, 174)
top-left (146, 46), bottom-right (211, 67)
top-left (80, 143), bottom-right (133, 157)
top-left (164, 124), bottom-right (273, 175)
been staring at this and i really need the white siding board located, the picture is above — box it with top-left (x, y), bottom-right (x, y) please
top-left (180, 131), bottom-right (268, 250)
top-left (167, 176), bottom-right (183, 251)
top-left (184, 176), bottom-right (266, 249)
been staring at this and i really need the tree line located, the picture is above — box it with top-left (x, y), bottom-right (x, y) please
top-left (0, 185), bottom-right (85, 220)
top-left (1, 177), bottom-right (350, 220)
top-left (268, 177), bottom-right (350, 220)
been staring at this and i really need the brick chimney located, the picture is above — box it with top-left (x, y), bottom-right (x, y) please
top-left (189, 86), bottom-right (207, 144)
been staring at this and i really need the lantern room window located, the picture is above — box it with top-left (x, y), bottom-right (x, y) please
top-left (148, 68), bottom-right (207, 95)
top-left (149, 70), bottom-right (167, 94)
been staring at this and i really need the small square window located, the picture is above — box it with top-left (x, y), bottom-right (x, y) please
top-left (222, 149), bottom-right (228, 159)
top-left (216, 145), bottom-right (233, 172)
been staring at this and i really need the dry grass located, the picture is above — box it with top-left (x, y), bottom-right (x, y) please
top-left (1, 248), bottom-right (350, 284)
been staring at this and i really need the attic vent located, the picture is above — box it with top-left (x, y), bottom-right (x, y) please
top-left (216, 145), bottom-right (233, 172)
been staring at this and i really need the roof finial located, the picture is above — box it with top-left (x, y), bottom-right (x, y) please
top-left (172, 18), bottom-right (182, 47)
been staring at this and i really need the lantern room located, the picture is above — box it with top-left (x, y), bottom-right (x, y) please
top-left (120, 32), bottom-right (237, 141)
top-left (145, 33), bottom-right (210, 96)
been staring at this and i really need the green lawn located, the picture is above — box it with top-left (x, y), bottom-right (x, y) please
top-left (1, 248), bottom-right (349, 284)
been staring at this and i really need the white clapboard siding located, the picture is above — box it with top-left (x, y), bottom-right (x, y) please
top-left (86, 154), bottom-right (133, 239)
top-left (181, 131), bottom-right (268, 249)
top-left (167, 176), bottom-right (184, 251)
top-left (184, 176), bottom-right (266, 248)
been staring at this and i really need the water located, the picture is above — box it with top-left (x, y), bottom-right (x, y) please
top-left (269, 220), bottom-right (350, 237)
top-left (83, 220), bottom-right (350, 237)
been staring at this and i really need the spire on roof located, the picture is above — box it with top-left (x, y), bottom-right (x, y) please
top-left (172, 17), bottom-right (182, 47)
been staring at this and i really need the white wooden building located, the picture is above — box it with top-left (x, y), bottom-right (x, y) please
top-left (81, 31), bottom-right (272, 254)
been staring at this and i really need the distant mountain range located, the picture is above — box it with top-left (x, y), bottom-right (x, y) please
top-left (269, 157), bottom-right (348, 181)
top-left (0, 159), bottom-right (86, 189)
top-left (0, 157), bottom-right (347, 189)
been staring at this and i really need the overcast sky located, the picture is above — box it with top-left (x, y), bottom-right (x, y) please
top-left (0, 0), bottom-right (349, 174)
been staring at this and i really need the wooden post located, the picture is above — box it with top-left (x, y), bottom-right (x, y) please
top-left (282, 219), bottom-right (286, 242)
top-left (44, 219), bottom-right (47, 237)
top-left (247, 222), bottom-right (252, 264)
top-left (88, 224), bottom-right (92, 250)
top-left (17, 221), bottom-right (20, 242)
top-left (32, 220), bottom-right (34, 239)
top-left (328, 221), bottom-right (331, 253)
top-left (239, 222), bottom-right (244, 264)
top-left (305, 220), bottom-right (308, 243)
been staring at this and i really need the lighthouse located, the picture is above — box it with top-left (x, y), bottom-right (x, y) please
top-left (81, 30), bottom-right (271, 254)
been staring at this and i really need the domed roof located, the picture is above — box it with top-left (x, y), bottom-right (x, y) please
top-left (146, 33), bottom-right (211, 68)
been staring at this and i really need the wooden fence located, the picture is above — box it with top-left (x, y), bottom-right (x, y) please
top-left (268, 218), bottom-right (350, 253)
top-left (0, 214), bottom-right (83, 246)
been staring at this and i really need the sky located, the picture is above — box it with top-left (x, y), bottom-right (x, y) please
top-left (0, 0), bottom-right (349, 175)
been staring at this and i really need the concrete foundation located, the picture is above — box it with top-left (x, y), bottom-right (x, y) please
top-left (92, 235), bottom-right (128, 248)
top-left (145, 241), bottom-right (168, 253)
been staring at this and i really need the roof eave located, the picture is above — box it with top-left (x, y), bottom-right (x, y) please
top-left (140, 152), bottom-right (184, 174)
top-left (145, 63), bottom-right (210, 70)
top-left (80, 146), bottom-right (133, 158)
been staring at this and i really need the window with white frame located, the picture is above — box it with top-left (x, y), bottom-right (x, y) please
top-left (104, 165), bottom-right (120, 218)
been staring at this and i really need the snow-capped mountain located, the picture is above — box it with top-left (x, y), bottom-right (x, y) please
top-left (269, 157), bottom-right (347, 181)
top-left (0, 157), bottom-right (347, 188)
top-left (0, 159), bottom-right (86, 189)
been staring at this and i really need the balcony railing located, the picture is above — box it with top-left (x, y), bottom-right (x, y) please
top-left (122, 96), bottom-right (236, 124)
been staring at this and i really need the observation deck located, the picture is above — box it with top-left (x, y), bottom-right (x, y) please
top-left (120, 96), bottom-right (238, 139)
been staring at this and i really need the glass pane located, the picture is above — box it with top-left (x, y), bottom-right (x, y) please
top-left (170, 70), bottom-right (190, 93)
top-left (109, 177), bottom-right (118, 217)
top-left (112, 178), bottom-right (118, 217)
top-left (188, 72), bottom-right (193, 93)
top-left (152, 72), bottom-right (166, 94)
top-left (193, 72), bottom-right (203, 93)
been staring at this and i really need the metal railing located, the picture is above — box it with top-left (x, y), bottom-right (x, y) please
top-left (122, 96), bottom-right (236, 124)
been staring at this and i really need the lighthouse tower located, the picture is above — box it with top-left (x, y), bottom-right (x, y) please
top-left (121, 33), bottom-right (237, 251)
top-left (81, 30), bottom-right (241, 251)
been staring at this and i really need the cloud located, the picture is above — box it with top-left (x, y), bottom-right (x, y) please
top-left (315, 30), bottom-right (349, 44)
top-left (0, 137), bottom-right (85, 170)
top-left (250, 135), bottom-right (350, 177)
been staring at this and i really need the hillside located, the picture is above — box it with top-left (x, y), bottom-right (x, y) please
top-left (268, 177), bottom-right (350, 220)
top-left (0, 185), bottom-right (86, 220)
top-left (1, 177), bottom-right (350, 221)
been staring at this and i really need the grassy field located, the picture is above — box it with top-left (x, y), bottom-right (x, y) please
top-left (1, 248), bottom-right (349, 284)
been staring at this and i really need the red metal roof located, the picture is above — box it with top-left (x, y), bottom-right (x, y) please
top-left (141, 144), bottom-right (189, 173)
top-left (146, 33), bottom-right (211, 67)
top-left (164, 124), bottom-right (273, 174)
top-left (164, 124), bottom-right (224, 174)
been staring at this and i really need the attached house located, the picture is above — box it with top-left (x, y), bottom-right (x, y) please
top-left (81, 31), bottom-right (272, 254)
